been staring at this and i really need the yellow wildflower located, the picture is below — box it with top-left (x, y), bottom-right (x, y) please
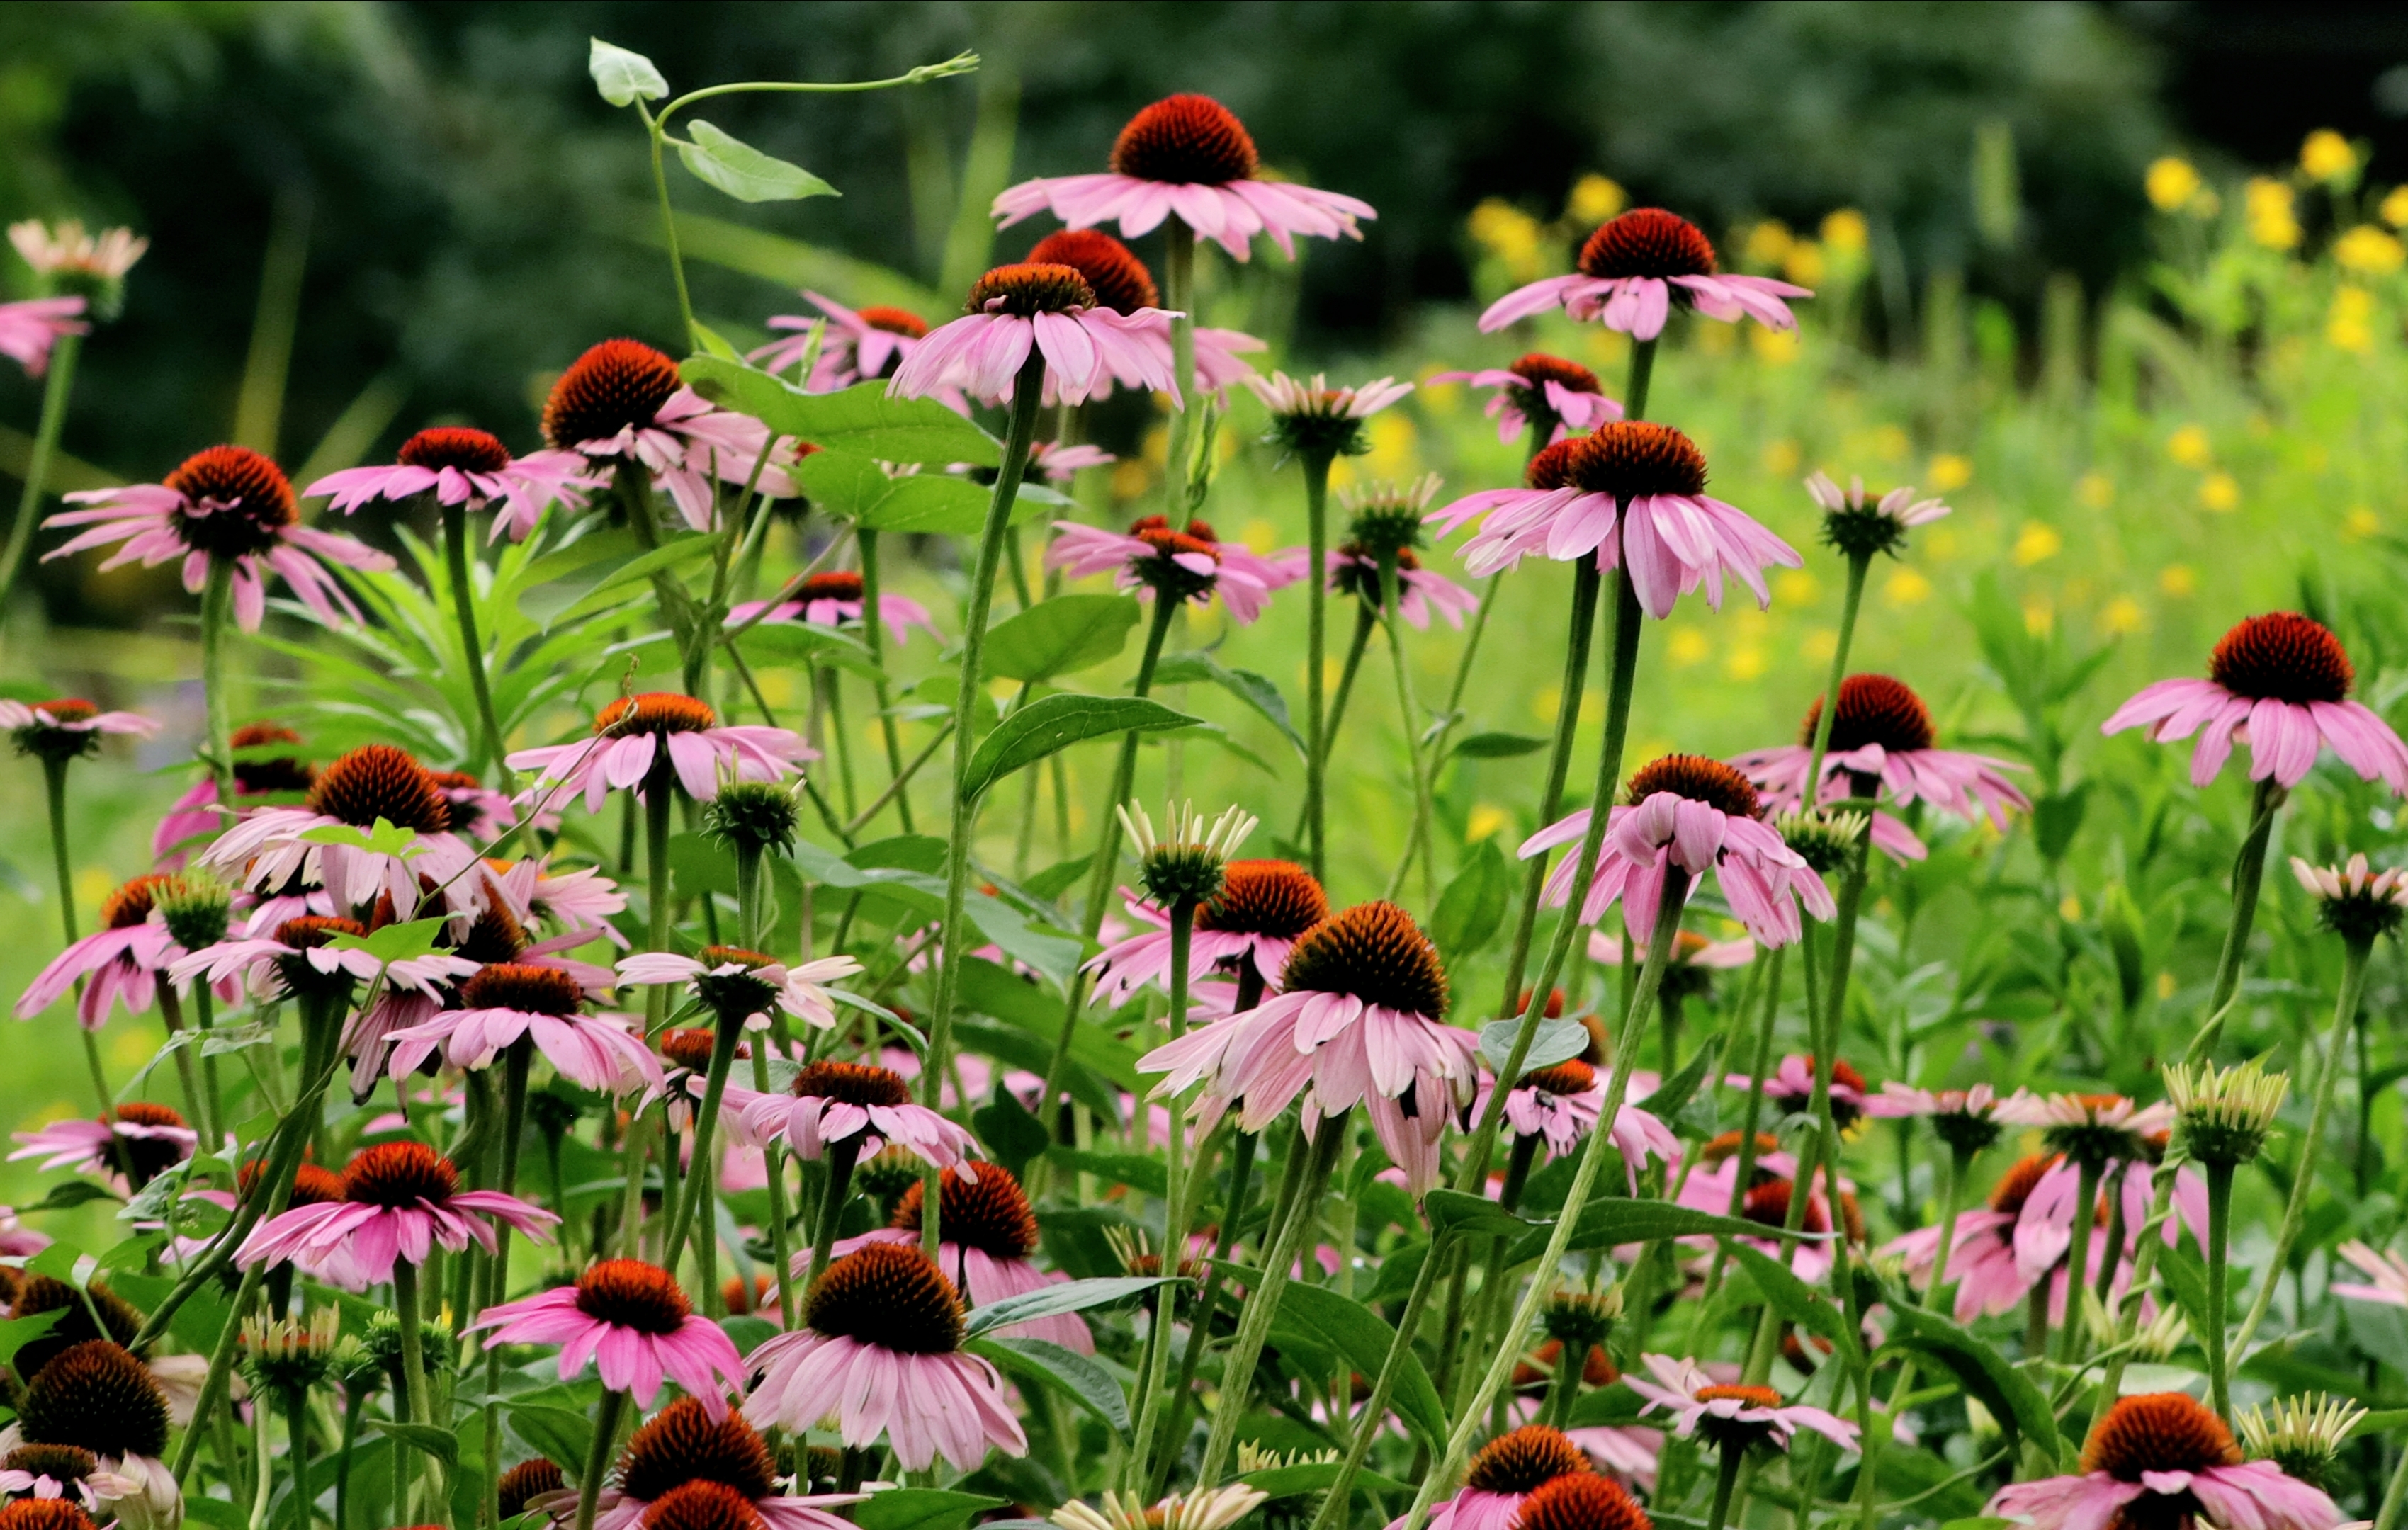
top-left (2300, 129), bottom-right (2356, 183)
top-left (2199, 472), bottom-right (2240, 512)
top-left (2013, 522), bottom-right (2063, 566)
top-left (2334, 226), bottom-right (2405, 275)
top-left (2247, 178), bottom-right (2301, 251)
top-left (2166, 424), bottom-right (2212, 468)
top-left (1928, 453), bottom-right (1972, 491)
top-left (1821, 209), bottom-right (1869, 254)
top-left (1567, 175), bottom-right (1626, 225)
top-left (2145, 157), bottom-right (2201, 212)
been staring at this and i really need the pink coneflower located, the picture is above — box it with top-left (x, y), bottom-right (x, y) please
top-left (1589, 927), bottom-right (1755, 976)
top-left (13, 876), bottom-right (229, 1031)
top-left (304, 426), bottom-right (596, 542)
top-left (1088, 858), bottom-right (1328, 1004)
top-left (1046, 514), bottom-right (1305, 625)
top-left (1, 700), bottom-right (157, 763)
top-left (1428, 424), bottom-right (1800, 615)
top-left (1023, 229), bottom-right (1265, 395)
top-left (1481, 208), bottom-right (1809, 339)
top-left (507, 693), bottom-right (812, 815)
top-left (470, 1260), bottom-right (747, 1416)
top-left (543, 339), bottom-right (798, 532)
top-left (1138, 901), bottom-right (1480, 1196)
top-left (1493, 1467), bottom-right (1652, 1530)
top-left (1525, 754), bottom-right (1832, 948)
top-left (2103, 611), bottom-right (2408, 793)
top-left (1986, 1393), bottom-right (2342, 1530)
top-left (1804, 470), bottom-right (1950, 554)
top-left (1245, 371), bottom-right (1414, 459)
top-left (752, 291), bottom-right (929, 385)
top-left (1882, 1150), bottom-right (2059, 1321)
top-left (1429, 355), bottom-right (1623, 446)
top-left (43, 446), bottom-right (393, 631)
top-left (2334, 1240), bottom-right (2408, 1305)
top-left (200, 744), bottom-right (487, 917)
top-left (1862, 1082), bottom-right (2005, 1155)
top-left (889, 261), bottom-right (1180, 408)
top-left (0, 1444), bottom-right (101, 1509)
top-left (1721, 1054), bottom-right (1870, 1132)
top-left (152, 722), bottom-right (312, 864)
top-left (615, 947), bottom-right (860, 1033)
top-left (235, 1140), bottom-right (555, 1288)
top-left (384, 963), bottom-right (661, 1094)
top-left (0, 298), bottom-right (85, 377)
top-left (724, 570), bottom-right (939, 648)
top-left (1624, 1354), bottom-right (1858, 1453)
top-left (1328, 542), bottom-right (1479, 630)
top-left (171, 914), bottom-right (473, 1009)
top-left (1467, 1058), bottom-right (1680, 1183)
top-left (835, 1164), bottom-right (1093, 1353)
top-left (1674, 1165), bottom-right (1855, 1281)
top-left (1732, 674), bottom-right (2030, 861)
top-left (993, 94), bottom-right (1373, 261)
top-left (1410, 1424), bottom-right (1595, 1530)
top-left (735, 1060), bottom-right (980, 1172)
top-left (9, 1103), bottom-right (195, 1194)
top-left (10, 220), bottom-right (147, 293)
top-left (744, 1242), bottom-right (1027, 1472)
top-left (9, 1340), bottom-right (178, 1529)
top-left (582, 1398), bottom-right (860, 1530)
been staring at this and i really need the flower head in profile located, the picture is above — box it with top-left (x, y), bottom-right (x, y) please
top-left (2237, 1395), bottom-right (2366, 1495)
top-left (235, 1140), bottom-right (556, 1289)
top-left (1, 700), bottom-right (157, 767)
top-left (1525, 754), bottom-right (1831, 948)
top-left (751, 290), bottom-right (929, 387)
top-left (1328, 476), bottom-right (1479, 630)
top-left (1428, 424), bottom-right (1801, 616)
top-left (305, 426), bottom-right (597, 543)
top-left (993, 93), bottom-right (1374, 261)
top-left (0, 299), bottom-right (84, 378)
top-left (1046, 514), bottom-right (1305, 626)
top-left (832, 1164), bottom-right (1092, 1352)
top-left (725, 570), bottom-right (939, 649)
top-left (44, 446), bottom-right (395, 630)
top-left (1469, 1060), bottom-right (1677, 1185)
top-left (1120, 799), bottom-right (1257, 911)
top-left (582, 1396), bottom-right (861, 1530)
top-left (889, 262), bottom-right (1179, 408)
top-left (152, 722), bottom-right (312, 864)
top-left (2290, 851), bottom-right (2408, 946)
top-left (1052, 1486), bottom-right (1268, 1530)
top-left (1733, 674), bottom-right (2029, 862)
top-left (470, 1261), bottom-right (747, 1415)
top-left (1986, 1393), bottom-right (2341, 1530)
top-left (1805, 471), bottom-right (1950, 560)
top-left (1428, 354), bottom-right (1622, 446)
top-left (1026, 229), bottom-right (1265, 395)
top-left (385, 963), bottom-right (662, 1095)
top-left (9, 1103), bottom-right (195, 1195)
top-left (1625, 1354), bottom-right (1858, 1454)
top-left (14, 875), bottom-right (232, 1031)
top-left (1996, 1092), bottom-right (2174, 1169)
top-left (543, 339), bottom-right (798, 531)
top-left (508, 693), bottom-right (813, 815)
top-left (1090, 858), bottom-right (1328, 1005)
top-left (1245, 371), bottom-right (1413, 459)
top-left (199, 743), bottom-right (486, 916)
top-left (2103, 611), bottom-right (2408, 793)
top-left (1723, 1054), bottom-right (1870, 1132)
top-left (735, 1060), bottom-right (979, 1172)
top-left (9, 220), bottom-right (146, 319)
top-left (1480, 208), bottom-right (1809, 339)
top-left (616, 947), bottom-right (861, 1033)
top-left (2166, 1058), bottom-right (2288, 1167)
top-left (1862, 1081), bottom-right (2003, 1155)
top-left (744, 1242), bottom-right (1028, 1471)
top-left (0, 1444), bottom-right (101, 1509)
top-left (1413, 1424), bottom-right (1593, 1530)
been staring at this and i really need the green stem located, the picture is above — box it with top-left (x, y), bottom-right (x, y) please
top-left (1153, 1121), bottom-right (1259, 1498)
top-left (42, 756), bottom-right (112, 1111)
top-left (661, 1012), bottom-right (746, 1269)
top-left (334, 1388), bottom-right (363, 1530)
top-left (1704, 1444), bottom-right (1746, 1530)
top-left (921, 351), bottom-right (1048, 1258)
top-left (1291, 604), bottom-right (1377, 848)
top-left (2230, 936), bottom-right (2371, 1358)
top-left (1163, 221), bottom-right (1198, 528)
top-left (393, 1258), bottom-right (437, 1522)
top-left (1126, 897), bottom-right (1198, 1490)
top-left (2373, 1429), bottom-right (2408, 1530)
top-left (284, 1388), bottom-right (313, 1530)
top-left (2203, 1159), bottom-right (2235, 1422)
top-left (482, 1036), bottom-right (533, 1530)
top-left (2057, 1157), bottom-right (2103, 1363)
top-left (810, 1137), bottom-right (862, 1279)
top-left (442, 503), bottom-right (507, 778)
top-left (247, 1381), bottom-right (273, 1530)
top-left (639, 103), bottom-right (701, 348)
top-left (1922, 1143), bottom-right (1975, 1315)
top-left (0, 330), bottom-right (79, 617)
top-left (1802, 552), bottom-right (1873, 798)
top-left (2193, 777), bottom-right (2285, 1062)
top-left (1301, 446), bottom-right (1336, 885)
top-left (856, 530), bottom-right (915, 834)
top-left (201, 557), bottom-right (238, 805)
top-left (1377, 549), bottom-right (1435, 905)
top-left (157, 986), bottom-right (214, 1168)
top-left (572, 1389), bottom-right (631, 1530)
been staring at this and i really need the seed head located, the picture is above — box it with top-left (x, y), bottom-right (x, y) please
top-left (152, 874), bottom-right (234, 955)
top-left (1805, 471), bottom-right (1950, 560)
top-left (703, 781), bottom-right (802, 858)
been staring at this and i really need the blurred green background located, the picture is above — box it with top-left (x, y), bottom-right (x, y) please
top-left (9, 0), bottom-right (2408, 1245)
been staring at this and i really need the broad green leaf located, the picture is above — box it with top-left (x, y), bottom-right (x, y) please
top-left (981, 595), bottom-right (1142, 683)
top-left (1267, 1281), bottom-right (1450, 1448)
top-left (735, 618), bottom-right (890, 683)
top-left (718, 1315), bottom-right (778, 1355)
top-left (325, 917), bottom-right (449, 965)
top-left (17, 1181), bottom-right (115, 1212)
top-left (1476, 1016), bottom-right (1588, 1077)
top-left (1877, 1304), bottom-right (2060, 1461)
top-left (1423, 1188), bottom-right (1528, 1240)
top-left (677, 120), bottom-right (839, 203)
top-left (689, 319), bottom-right (745, 362)
top-left (960, 695), bottom-right (1200, 803)
top-left (1431, 838), bottom-right (1510, 958)
top-left (968, 1336), bottom-right (1129, 1432)
top-left (1453, 731), bottom-right (1549, 759)
top-left (588, 38), bottom-right (667, 106)
top-left (788, 844), bottom-right (1079, 987)
top-left (367, 1419), bottom-right (460, 1468)
top-left (1044, 1147), bottom-right (1168, 1198)
top-left (851, 1491), bottom-right (1006, 1530)
top-left (1647, 1031), bottom-right (1726, 1121)
top-left (298, 817), bottom-right (424, 859)
top-left (962, 1276), bottom-right (1180, 1337)
top-left (1728, 1242), bottom-right (1862, 1371)
top-left (504, 1404), bottom-right (590, 1473)
top-left (682, 364), bottom-right (999, 467)
top-left (1503, 1200), bottom-right (1824, 1266)
top-left (971, 1086), bottom-right (1051, 1182)
top-left (2154, 1237), bottom-right (2215, 1349)
top-left (792, 453), bottom-right (1005, 535)
top-left (1153, 652), bottom-right (1306, 757)
top-left (0, 1310), bottom-right (63, 1371)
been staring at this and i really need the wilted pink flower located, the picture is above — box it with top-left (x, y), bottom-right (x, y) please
top-left (469, 1260), bottom-right (746, 1414)
top-left (1481, 209), bottom-right (1808, 339)
top-left (1429, 354), bottom-right (1622, 445)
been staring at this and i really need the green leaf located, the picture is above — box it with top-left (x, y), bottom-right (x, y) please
top-left (677, 369), bottom-right (997, 467)
top-left (1153, 652), bottom-right (1306, 758)
top-left (584, 534), bottom-right (720, 601)
top-left (18, 1181), bottom-right (117, 1212)
top-left (967, 1336), bottom-right (1130, 1432)
top-left (298, 817), bottom-right (424, 859)
top-left (791, 453), bottom-right (1018, 535)
top-left (504, 1404), bottom-right (592, 1475)
top-left (1647, 1031), bottom-right (1726, 1121)
top-left (850, 1490), bottom-right (1006, 1530)
top-left (1477, 1015), bottom-right (1588, 1077)
top-left (0, 1310), bottom-right (64, 1371)
top-left (971, 1086), bottom-right (1051, 1182)
top-left (1877, 1304), bottom-right (2060, 1461)
top-left (1023, 855), bottom-right (1091, 902)
top-left (1423, 1188), bottom-right (1529, 1240)
top-left (959, 696), bottom-right (1200, 803)
top-left (367, 1420), bottom-right (461, 1469)
top-left (325, 916), bottom-right (449, 965)
top-left (981, 595), bottom-right (1142, 683)
top-left (1728, 1242), bottom-right (1862, 1371)
top-left (730, 618), bottom-right (884, 681)
top-left (183, 1497), bottom-right (247, 1530)
top-left (718, 1315), bottom-right (778, 1356)
top-left (588, 38), bottom-right (667, 106)
top-left (677, 120), bottom-right (839, 203)
top-left (1453, 731), bottom-right (1549, 759)
top-left (1430, 838), bottom-right (1510, 959)
top-left (963, 1276), bottom-right (1180, 1337)
top-left (1504, 1201), bottom-right (1824, 1266)
top-left (2031, 784), bottom-right (2089, 863)
top-left (2154, 1237), bottom-right (2215, 1349)
top-left (1267, 1281), bottom-right (1449, 1447)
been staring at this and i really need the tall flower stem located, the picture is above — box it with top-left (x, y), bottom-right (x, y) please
top-left (1802, 551), bottom-right (1873, 795)
top-left (441, 504), bottom-right (507, 778)
top-left (660, 1009), bottom-right (745, 1271)
top-left (1299, 446), bottom-right (1338, 884)
top-left (1859, 1138), bottom-right (1979, 1530)
top-left (622, 774), bottom-right (678, 1253)
top-left (480, 1036), bottom-right (533, 1530)
top-left (40, 756), bottom-right (111, 1109)
top-left (572, 1388), bottom-right (631, 1530)
top-left (0, 330), bottom-right (80, 616)
top-left (921, 348), bottom-right (1048, 1257)
top-left (809, 1140), bottom-right (862, 1278)
top-left (1377, 550), bottom-right (1437, 903)
top-left (392, 1258), bottom-right (437, 1519)
top-left (1691, 947), bottom-right (1786, 1318)
top-left (2193, 777), bottom-right (2285, 1062)
top-left (157, 987), bottom-right (214, 1153)
top-left (1193, 1118), bottom-right (1347, 1490)
top-left (2375, 1429), bottom-right (2408, 1530)
top-left (856, 529), bottom-right (915, 833)
top-left (730, 836), bottom-right (798, 1324)
top-left (201, 558), bottom-right (239, 804)
top-left (1307, 1225), bottom-right (1457, 1530)
top-left (1398, 866), bottom-right (1692, 1530)
top-left (2230, 935), bottom-right (2370, 1357)
top-left (2054, 1158), bottom-right (2104, 1364)
top-left (2202, 1159), bottom-right (2237, 1422)
top-left (1162, 222), bottom-right (1199, 527)
top-left (1289, 604), bottom-right (1375, 846)
top-left (1423, 424), bottom-right (1551, 770)
top-left (1126, 896), bottom-right (1198, 1491)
